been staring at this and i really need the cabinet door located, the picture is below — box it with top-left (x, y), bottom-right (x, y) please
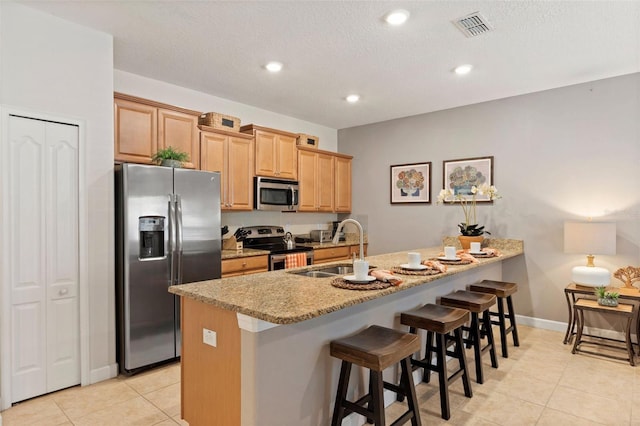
top-left (221, 256), bottom-right (269, 278)
top-left (277, 134), bottom-right (298, 180)
top-left (254, 130), bottom-right (277, 177)
top-left (316, 153), bottom-right (334, 212)
top-left (227, 136), bottom-right (254, 211)
top-left (297, 149), bottom-right (317, 211)
top-left (313, 246), bottom-right (351, 264)
top-left (7, 116), bottom-right (80, 403)
top-left (114, 98), bottom-right (157, 164)
top-left (158, 109), bottom-right (199, 169)
top-left (334, 156), bottom-right (352, 212)
top-left (200, 132), bottom-right (227, 209)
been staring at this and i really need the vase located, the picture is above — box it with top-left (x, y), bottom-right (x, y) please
top-left (458, 235), bottom-right (483, 250)
top-left (161, 159), bottom-right (183, 168)
top-left (597, 297), bottom-right (618, 307)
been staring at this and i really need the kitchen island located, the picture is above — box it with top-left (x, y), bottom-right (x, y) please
top-left (169, 239), bottom-right (523, 426)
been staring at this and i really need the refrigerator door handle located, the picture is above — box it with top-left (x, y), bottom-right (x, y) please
top-left (168, 194), bottom-right (176, 286)
top-left (176, 194), bottom-right (184, 284)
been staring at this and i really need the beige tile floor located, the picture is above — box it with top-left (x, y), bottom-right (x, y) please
top-left (1, 325), bottom-right (638, 425)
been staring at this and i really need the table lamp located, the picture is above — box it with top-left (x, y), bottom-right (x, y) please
top-left (564, 221), bottom-right (616, 287)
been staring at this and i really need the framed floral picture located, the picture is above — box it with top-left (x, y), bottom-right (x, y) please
top-left (390, 162), bottom-right (431, 204)
top-left (442, 156), bottom-right (494, 202)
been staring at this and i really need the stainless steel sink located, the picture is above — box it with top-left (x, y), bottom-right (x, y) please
top-left (315, 265), bottom-right (354, 275)
top-left (288, 264), bottom-right (354, 278)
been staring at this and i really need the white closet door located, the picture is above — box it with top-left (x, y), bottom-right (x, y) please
top-left (8, 116), bottom-right (79, 402)
top-left (45, 122), bottom-right (80, 392)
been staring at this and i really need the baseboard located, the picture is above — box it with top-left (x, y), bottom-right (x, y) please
top-left (89, 363), bottom-right (119, 384)
top-left (516, 314), bottom-right (627, 341)
top-left (515, 314), bottom-right (567, 333)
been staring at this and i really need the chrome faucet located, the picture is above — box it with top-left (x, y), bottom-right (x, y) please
top-left (332, 219), bottom-right (364, 260)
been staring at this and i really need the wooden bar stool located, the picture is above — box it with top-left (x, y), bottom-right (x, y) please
top-left (399, 304), bottom-right (472, 420)
top-left (439, 290), bottom-right (499, 384)
top-left (330, 325), bottom-right (422, 426)
top-left (469, 279), bottom-right (520, 358)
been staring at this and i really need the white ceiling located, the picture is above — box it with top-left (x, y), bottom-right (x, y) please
top-left (16, 1), bottom-right (640, 129)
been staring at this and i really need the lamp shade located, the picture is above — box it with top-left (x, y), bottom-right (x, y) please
top-left (563, 222), bottom-right (616, 255)
top-left (564, 221), bottom-right (616, 287)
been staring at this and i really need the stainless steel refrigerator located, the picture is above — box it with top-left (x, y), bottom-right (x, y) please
top-left (115, 163), bottom-right (221, 374)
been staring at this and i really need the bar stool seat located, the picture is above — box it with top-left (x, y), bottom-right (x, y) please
top-left (469, 279), bottom-right (520, 358)
top-left (399, 304), bottom-right (472, 420)
top-left (330, 325), bottom-right (422, 426)
top-left (439, 290), bottom-right (499, 384)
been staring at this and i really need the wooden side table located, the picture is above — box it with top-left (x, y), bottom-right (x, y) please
top-left (563, 283), bottom-right (640, 345)
top-left (571, 299), bottom-right (635, 366)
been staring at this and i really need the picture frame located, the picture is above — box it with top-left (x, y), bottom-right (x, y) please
top-left (390, 162), bottom-right (431, 204)
top-left (442, 156), bottom-right (494, 202)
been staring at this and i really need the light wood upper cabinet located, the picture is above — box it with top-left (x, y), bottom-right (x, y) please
top-left (298, 149), bottom-right (317, 211)
top-left (114, 98), bottom-right (158, 164)
top-left (158, 108), bottom-right (199, 169)
top-left (298, 147), bottom-right (352, 213)
top-left (114, 93), bottom-right (200, 168)
top-left (200, 126), bottom-right (254, 211)
top-left (334, 155), bottom-right (352, 212)
top-left (298, 148), bottom-right (334, 212)
top-left (241, 124), bottom-right (298, 180)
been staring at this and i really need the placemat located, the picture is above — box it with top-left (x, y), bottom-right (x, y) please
top-left (469, 252), bottom-right (493, 258)
top-left (429, 257), bottom-right (474, 265)
top-left (391, 266), bottom-right (443, 276)
top-left (331, 277), bottom-right (393, 290)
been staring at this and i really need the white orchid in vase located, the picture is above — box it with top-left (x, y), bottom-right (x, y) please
top-left (437, 183), bottom-right (502, 236)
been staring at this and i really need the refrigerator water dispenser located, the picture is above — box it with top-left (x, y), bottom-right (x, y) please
top-left (139, 216), bottom-right (165, 259)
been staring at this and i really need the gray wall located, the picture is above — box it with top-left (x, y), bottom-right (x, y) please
top-left (338, 73), bottom-right (640, 323)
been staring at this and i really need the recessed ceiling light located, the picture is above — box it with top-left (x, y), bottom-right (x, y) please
top-left (384, 9), bottom-right (410, 26)
top-left (265, 61), bottom-right (283, 72)
top-left (346, 94), bottom-right (360, 103)
top-left (454, 64), bottom-right (473, 75)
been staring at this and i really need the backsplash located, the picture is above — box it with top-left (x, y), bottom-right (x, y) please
top-left (221, 211), bottom-right (369, 237)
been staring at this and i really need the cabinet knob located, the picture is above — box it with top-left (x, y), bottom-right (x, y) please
top-left (59, 288), bottom-right (68, 296)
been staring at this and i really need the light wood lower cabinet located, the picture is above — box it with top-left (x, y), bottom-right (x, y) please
top-left (221, 255), bottom-right (269, 278)
top-left (114, 93), bottom-right (200, 168)
top-left (313, 244), bottom-right (368, 264)
top-left (200, 127), bottom-right (254, 211)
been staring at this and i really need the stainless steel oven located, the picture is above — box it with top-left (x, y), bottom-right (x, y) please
top-left (254, 177), bottom-right (299, 211)
top-left (235, 225), bottom-right (314, 270)
top-left (269, 250), bottom-right (314, 270)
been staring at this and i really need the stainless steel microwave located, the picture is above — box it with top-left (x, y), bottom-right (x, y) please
top-left (254, 177), bottom-right (299, 211)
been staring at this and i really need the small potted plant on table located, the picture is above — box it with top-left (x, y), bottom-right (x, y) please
top-left (595, 286), bottom-right (620, 307)
top-left (151, 146), bottom-right (189, 168)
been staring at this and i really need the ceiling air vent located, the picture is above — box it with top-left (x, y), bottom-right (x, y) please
top-left (454, 12), bottom-right (493, 37)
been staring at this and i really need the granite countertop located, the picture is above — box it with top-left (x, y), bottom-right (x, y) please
top-left (171, 239), bottom-right (524, 325)
top-left (221, 248), bottom-right (270, 260)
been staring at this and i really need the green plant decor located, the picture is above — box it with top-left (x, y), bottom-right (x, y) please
top-left (151, 146), bottom-right (190, 166)
top-left (595, 286), bottom-right (620, 307)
